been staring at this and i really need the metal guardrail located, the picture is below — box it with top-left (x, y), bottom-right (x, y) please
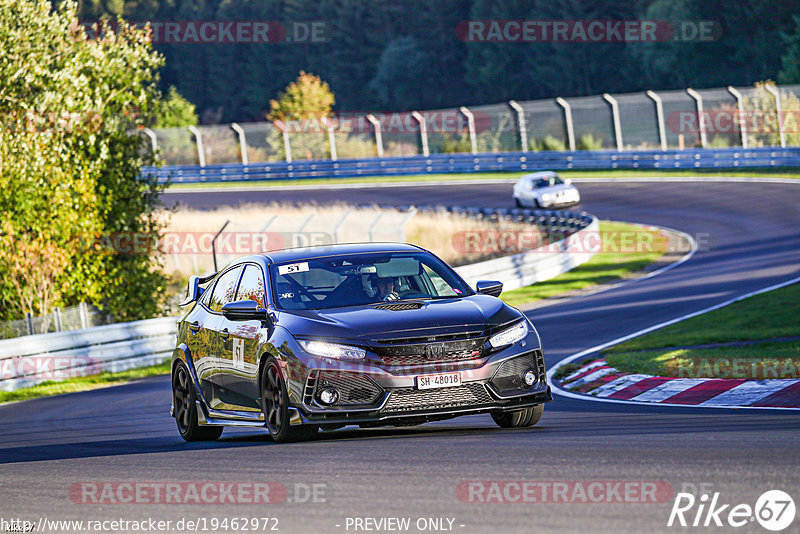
top-left (146, 147), bottom-right (800, 184)
top-left (0, 206), bottom-right (597, 393)
top-left (0, 317), bottom-right (175, 392)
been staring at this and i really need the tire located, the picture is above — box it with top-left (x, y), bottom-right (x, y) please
top-left (514, 196), bottom-right (523, 208)
top-left (261, 358), bottom-right (317, 443)
top-left (491, 404), bottom-right (544, 429)
top-left (172, 361), bottom-right (223, 442)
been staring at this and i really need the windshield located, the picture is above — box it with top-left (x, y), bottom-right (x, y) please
top-left (270, 251), bottom-right (472, 310)
top-left (532, 174), bottom-right (563, 189)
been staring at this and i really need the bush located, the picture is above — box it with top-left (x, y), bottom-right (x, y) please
top-left (0, 1), bottom-right (168, 321)
top-left (577, 133), bottom-right (604, 150)
top-left (530, 135), bottom-right (567, 151)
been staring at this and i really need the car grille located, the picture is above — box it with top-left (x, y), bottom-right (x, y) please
top-left (372, 332), bottom-right (486, 366)
top-left (381, 382), bottom-right (492, 413)
top-left (305, 370), bottom-right (383, 406)
top-left (372, 302), bottom-right (424, 311)
top-left (490, 350), bottom-right (545, 394)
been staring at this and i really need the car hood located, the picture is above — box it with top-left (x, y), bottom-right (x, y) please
top-left (276, 295), bottom-right (522, 342)
top-left (540, 184), bottom-right (575, 195)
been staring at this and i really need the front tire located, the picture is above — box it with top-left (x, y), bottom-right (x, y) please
top-left (172, 361), bottom-right (223, 442)
top-left (491, 404), bottom-right (544, 428)
top-left (514, 196), bottom-right (523, 208)
top-left (261, 358), bottom-right (317, 443)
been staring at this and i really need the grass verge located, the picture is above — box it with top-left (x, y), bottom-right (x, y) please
top-left (165, 168), bottom-right (800, 190)
top-left (500, 221), bottom-right (670, 308)
top-left (602, 282), bottom-right (800, 379)
top-left (0, 360), bottom-right (171, 405)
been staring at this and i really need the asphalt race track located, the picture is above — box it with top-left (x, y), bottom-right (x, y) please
top-left (1, 180), bottom-right (799, 533)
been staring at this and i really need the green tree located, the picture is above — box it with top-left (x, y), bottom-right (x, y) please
top-left (778, 16), bottom-right (800, 84)
top-left (0, 0), bottom-right (167, 322)
top-left (152, 86), bottom-right (198, 128)
top-left (268, 71), bottom-right (335, 121)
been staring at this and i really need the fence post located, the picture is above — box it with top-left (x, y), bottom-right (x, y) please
top-left (25, 312), bottom-right (34, 336)
top-left (411, 111), bottom-right (430, 157)
top-left (646, 90), bottom-right (668, 151)
top-left (686, 88), bottom-right (707, 148)
top-left (367, 213), bottom-right (385, 241)
top-left (273, 121), bottom-right (293, 163)
top-left (79, 302), bottom-right (89, 330)
top-left (321, 117), bottom-right (337, 161)
top-left (764, 84), bottom-right (786, 148)
top-left (459, 106), bottom-right (478, 154)
top-left (187, 126), bottom-right (206, 167)
top-left (398, 208), bottom-right (417, 242)
top-left (332, 211), bottom-right (350, 243)
top-left (142, 127), bottom-right (158, 154)
top-left (508, 100), bottom-right (528, 152)
top-left (602, 93), bottom-right (623, 151)
top-left (366, 114), bottom-right (384, 157)
top-left (230, 123), bottom-right (249, 165)
top-left (555, 97), bottom-right (576, 151)
top-left (54, 307), bottom-right (63, 332)
top-left (726, 86), bottom-right (748, 148)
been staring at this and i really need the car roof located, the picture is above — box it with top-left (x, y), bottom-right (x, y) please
top-left (259, 242), bottom-right (424, 264)
top-left (519, 171), bottom-right (558, 181)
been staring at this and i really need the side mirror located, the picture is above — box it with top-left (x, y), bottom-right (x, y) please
top-left (221, 300), bottom-right (269, 321)
top-left (476, 280), bottom-right (503, 297)
top-left (564, 178), bottom-right (572, 185)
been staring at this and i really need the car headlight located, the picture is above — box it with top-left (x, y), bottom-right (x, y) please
top-left (298, 340), bottom-right (366, 360)
top-left (488, 321), bottom-right (529, 349)
top-left (541, 193), bottom-right (552, 202)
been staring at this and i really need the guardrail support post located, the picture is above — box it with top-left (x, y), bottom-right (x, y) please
top-left (273, 121), bottom-right (292, 163)
top-left (187, 125), bottom-right (206, 167)
top-left (142, 127), bottom-right (158, 154)
top-left (602, 93), bottom-right (623, 151)
top-left (686, 88), bottom-right (707, 148)
top-left (321, 117), bottom-right (337, 161)
top-left (646, 90), bottom-right (668, 151)
top-left (555, 97), bottom-right (576, 151)
top-left (411, 111), bottom-right (430, 157)
top-left (230, 123), bottom-right (249, 165)
top-left (459, 106), bottom-right (478, 154)
top-left (79, 302), bottom-right (89, 330)
top-left (25, 312), bottom-right (34, 336)
top-left (764, 84), bottom-right (786, 148)
top-left (508, 100), bottom-right (528, 152)
top-left (726, 86), bottom-right (748, 149)
top-left (366, 114), bottom-right (384, 158)
top-left (53, 307), bottom-right (63, 332)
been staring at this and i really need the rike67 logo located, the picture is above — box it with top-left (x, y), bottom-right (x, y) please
top-left (668, 489), bottom-right (795, 531)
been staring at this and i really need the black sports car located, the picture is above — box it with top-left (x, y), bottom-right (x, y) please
top-left (171, 243), bottom-right (551, 442)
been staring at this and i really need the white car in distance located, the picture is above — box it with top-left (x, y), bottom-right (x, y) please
top-left (512, 171), bottom-right (580, 209)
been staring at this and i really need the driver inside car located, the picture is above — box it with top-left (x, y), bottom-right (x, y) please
top-left (374, 276), bottom-right (400, 301)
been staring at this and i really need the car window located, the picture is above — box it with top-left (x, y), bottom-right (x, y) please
top-left (207, 266), bottom-right (243, 312)
top-left (270, 252), bottom-right (471, 310)
top-left (236, 264), bottom-right (266, 308)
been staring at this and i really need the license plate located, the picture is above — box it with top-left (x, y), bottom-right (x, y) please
top-left (416, 371), bottom-right (462, 390)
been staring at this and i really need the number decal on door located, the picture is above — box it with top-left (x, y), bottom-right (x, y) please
top-left (233, 338), bottom-right (245, 369)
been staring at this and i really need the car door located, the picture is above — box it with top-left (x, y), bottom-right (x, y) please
top-left (203, 265), bottom-right (244, 407)
top-left (184, 277), bottom-right (229, 404)
top-left (217, 263), bottom-right (267, 410)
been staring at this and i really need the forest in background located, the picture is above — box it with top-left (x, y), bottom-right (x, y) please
top-left (77, 0), bottom-right (800, 123)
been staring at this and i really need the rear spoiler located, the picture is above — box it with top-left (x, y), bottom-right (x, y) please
top-left (180, 272), bottom-right (217, 307)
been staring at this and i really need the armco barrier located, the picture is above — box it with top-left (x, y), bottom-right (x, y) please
top-left (0, 317), bottom-right (175, 392)
top-left (0, 207), bottom-right (596, 392)
top-left (145, 147), bottom-right (800, 184)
